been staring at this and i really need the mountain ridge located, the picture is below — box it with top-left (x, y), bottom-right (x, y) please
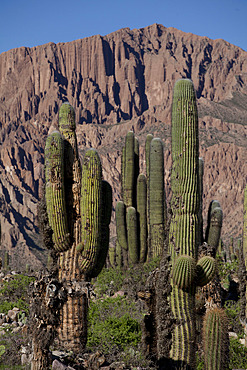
top-left (0, 23), bottom-right (246, 268)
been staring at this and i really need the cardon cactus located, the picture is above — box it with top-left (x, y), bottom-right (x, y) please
top-left (203, 308), bottom-right (229, 370)
top-left (43, 102), bottom-right (112, 353)
top-left (168, 79), bottom-right (221, 367)
top-left (115, 131), bottom-right (167, 266)
top-left (148, 138), bottom-right (166, 259)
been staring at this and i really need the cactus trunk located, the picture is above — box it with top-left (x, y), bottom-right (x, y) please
top-left (169, 79), bottom-right (199, 367)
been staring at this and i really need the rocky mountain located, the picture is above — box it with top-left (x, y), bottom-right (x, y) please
top-left (0, 23), bottom-right (246, 269)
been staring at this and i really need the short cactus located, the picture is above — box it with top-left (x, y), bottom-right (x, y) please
top-left (203, 308), bottom-right (229, 370)
top-left (172, 255), bottom-right (196, 290)
top-left (196, 256), bottom-right (216, 287)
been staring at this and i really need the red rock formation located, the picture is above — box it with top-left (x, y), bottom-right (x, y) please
top-left (0, 24), bottom-right (246, 268)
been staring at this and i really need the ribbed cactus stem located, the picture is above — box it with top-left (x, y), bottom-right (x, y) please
top-left (206, 200), bottom-right (223, 254)
top-left (145, 134), bottom-right (154, 239)
top-left (149, 138), bottom-right (165, 258)
top-left (196, 256), bottom-right (216, 287)
top-left (121, 145), bottom-right (126, 200)
top-left (124, 131), bottom-right (135, 207)
top-left (133, 137), bottom-right (140, 208)
top-left (127, 206), bottom-right (139, 264)
top-left (45, 131), bottom-right (70, 252)
top-left (78, 149), bottom-right (102, 276)
top-left (137, 174), bottom-right (147, 263)
top-left (199, 158), bottom-right (204, 245)
top-left (4, 251), bottom-right (9, 270)
top-left (116, 201), bottom-right (128, 252)
top-left (172, 255), bottom-right (196, 290)
top-left (203, 308), bottom-right (229, 370)
top-left (90, 180), bottom-right (112, 278)
top-left (169, 79), bottom-right (199, 366)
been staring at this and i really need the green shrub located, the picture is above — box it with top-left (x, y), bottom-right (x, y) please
top-left (229, 337), bottom-right (247, 369)
top-left (0, 274), bottom-right (35, 314)
top-left (87, 296), bottom-right (142, 353)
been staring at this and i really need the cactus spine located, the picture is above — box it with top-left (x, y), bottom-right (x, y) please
top-left (43, 102), bottom-right (112, 353)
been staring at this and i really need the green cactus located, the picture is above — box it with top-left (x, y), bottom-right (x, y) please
top-left (77, 148), bottom-right (103, 275)
top-left (203, 308), bottom-right (229, 370)
top-left (172, 255), bottom-right (196, 290)
top-left (145, 133), bottom-right (153, 238)
top-left (205, 200), bottom-right (223, 254)
top-left (198, 158), bottom-right (204, 245)
top-left (116, 131), bottom-right (167, 265)
top-left (45, 131), bottom-right (70, 252)
top-left (123, 131), bottom-right (135, 207)
top-left (43, 102), bottom-right (112, 353)
top-left (127, 206), bottom-right (139, 263)
top-left (148, 138), bottom-right (166, 259)
top-left (168, 79), bottom-right (221, 367)
top-left (3, 251), bottom-right (9, 270)
top-left (137, 174), bottom-right (147, 263)
top-left (196, 256), bottom-right (216, 287)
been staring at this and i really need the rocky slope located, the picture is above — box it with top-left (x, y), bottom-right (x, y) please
top-left (0, 24), bottom-right (246, 269)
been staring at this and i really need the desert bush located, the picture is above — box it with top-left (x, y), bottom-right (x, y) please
top-left (0, 274), bottom-right (35, 314)
top-left (88, 296), bottom-right (142, 352)
top-left (229, 337), bottom-right (247, 369)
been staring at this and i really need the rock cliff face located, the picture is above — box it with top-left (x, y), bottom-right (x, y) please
top-left (0, 24), bottom-right (246, 268)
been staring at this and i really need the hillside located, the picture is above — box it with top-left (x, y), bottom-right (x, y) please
top-left (0, 23), bottom-right (246, 268)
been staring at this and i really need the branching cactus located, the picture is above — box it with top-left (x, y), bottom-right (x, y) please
top-left (115, 131), bottom-right (167, 265)
top-left (44, 102), bottom-right (112, 353)
top-left (168, 79), bottom-right (220, 367)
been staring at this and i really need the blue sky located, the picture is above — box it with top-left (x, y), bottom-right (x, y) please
top-left (1, 0), bottom-right (247, 54)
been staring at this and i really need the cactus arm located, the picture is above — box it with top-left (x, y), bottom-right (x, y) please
top-left (90, 180), bottom-right (112, 278)
top-left (137, 174), bottom-right (147, 263)
top-left (196, 256), bottom-right (216, 286)
top-left (172, 255), bottom-right (196, 290)
top-left (78, 148), bottom-right (102, 275)
top-left (45, 131), bottom-right (70, 252)
top-left (149, 138), bottom-right (165, 258)
top-left (205, 200), bottom-right (223, 255)
top-left (116, 201), bottom-right (128, 251)
top-left (198, 157), bottom-right (204, 245)
top-left (124, 131), bottom-right (135, 207)
top-left (127, 206), bottom-right (139, 264)
top-left (145, 134), bottom-right (154, 240)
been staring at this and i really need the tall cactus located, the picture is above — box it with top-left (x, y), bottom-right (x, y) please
top-left (168, 79), bottom-right (218, 367)
top-left (43, 102), bottom-right (112, 353)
